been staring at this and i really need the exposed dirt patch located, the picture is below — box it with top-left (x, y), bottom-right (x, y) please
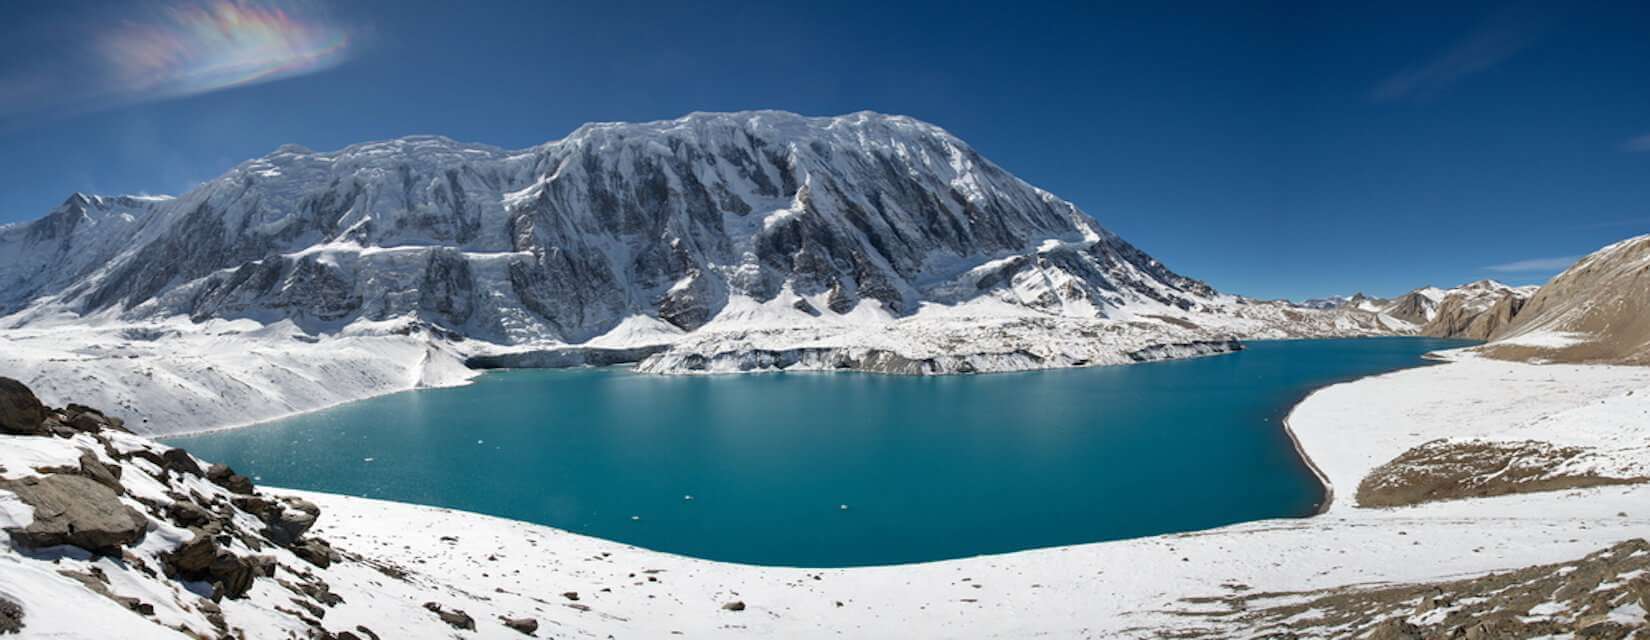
top-left (1157, 538), bottom-right (1650, 639)
top-left (1356, 439), bottom-right (1645, 508)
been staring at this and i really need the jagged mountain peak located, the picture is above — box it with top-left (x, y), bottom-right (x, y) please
top-left (560, 110), bottom-right (952, 142)
top-left (1, 110), bottom-right (1224, 345)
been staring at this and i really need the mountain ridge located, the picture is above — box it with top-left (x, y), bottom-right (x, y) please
top-left (0, 110), bottom-right (1382, 352)
top-left (0, 110), bottom-right (1403, 431)
top-left (2, 111), bottom-right (1217, 342)
top-left (1478, 233), bottom-right (1650, 364)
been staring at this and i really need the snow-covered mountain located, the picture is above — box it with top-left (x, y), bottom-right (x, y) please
top-left (1296, 280), bottom-right (1538, 339)
top-left (0, 111), bottom-right (1399, 430)
top-left (1417, 279), bottom-right (1539, 340)
top-left (2, 112), bottom-right (1223, 340)
top-left (0, 194), bottom-right (173, 315)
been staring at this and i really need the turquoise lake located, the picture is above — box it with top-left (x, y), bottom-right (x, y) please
top-left (170, 337), bottom-right (1472, 567)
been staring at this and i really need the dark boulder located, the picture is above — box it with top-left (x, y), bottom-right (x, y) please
top-left (232, 495), bottom-right (319, 546)
top-left (263, 497), bottom-right (319, 547)
top-left (501, 616), bottom-right (539, 635)
top-left (0, 474), bottom-right (147, 552)
top-left (209, 551), bottom-right (261, 600)
top-left (164, 500), bottom-right (216, 529)
top-left (63, 404), bottom-right (127, 433)
top-left (161, 531), bottom-right (269, 600)
top-left (291, 537), bottom-right (336, 568)
top-left (164, 534), bottom-right (218, 574)
top-left (158, 448), bottom-right (203, 476)
top-left (205, 463), bottom-right (254, 494)
top-left (423, 602), bottom-right (475, 630)
top-left (0, 377), bottom-right (47, 436)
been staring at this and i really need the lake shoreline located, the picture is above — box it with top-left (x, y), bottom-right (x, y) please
top-left (269, 354), bottom-right (1648, 637)
top-left (172, 337), bottom-right (1468, 567)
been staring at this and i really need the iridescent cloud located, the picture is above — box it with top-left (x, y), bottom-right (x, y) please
top-left (99, 1), bottom-right (351, 100)
top-left (0, 0), bottom-right (352, 123)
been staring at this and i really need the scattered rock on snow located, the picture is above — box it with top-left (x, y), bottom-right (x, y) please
top-left (0, 474), bottom-right (147, 552)
top-left (722, 600), bottom-right (746, 611)
top-left (423, 602), bottom-right (475, 630)
top-left (158, 448), bottom-right (204, 476)
top-left (161, 532), bottom-right (269, 600)
top-left (291, 537), bottom-right (337, 568)
top-left (35, 451), bottom-right (123, 493)
top-left (234, 494), bottom-right (319, 546)
top-left (206, 463), bottom-right (254, 494)
top-left (501, 615), bottom-right (539, 635)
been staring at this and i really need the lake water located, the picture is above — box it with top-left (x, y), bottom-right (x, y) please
top-left (170, 337), bottom-right (1472, 567)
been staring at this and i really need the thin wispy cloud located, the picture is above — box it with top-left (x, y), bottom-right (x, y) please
top-left (1483, 256), bottom-right (1580, 273)
top-left (1373, 11), bottom-right (1544, 102)
top-left (1574, 216), bottom-right (1650, 230)
top-left (0, 1), bottom-right (355, 125)
top-left (1622, 134), bottom-right (1650, 152)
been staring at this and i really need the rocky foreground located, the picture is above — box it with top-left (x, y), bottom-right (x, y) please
top-left (0, 376), bottom-right (371, 638)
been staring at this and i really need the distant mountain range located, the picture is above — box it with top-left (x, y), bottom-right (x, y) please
top-left (1296, 280), bottom-right (1541, 340)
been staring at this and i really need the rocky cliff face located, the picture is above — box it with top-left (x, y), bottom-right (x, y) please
top-left (1381, 291), bottom-right (1438, 325)
top-left (1291, 280), bottom-right (1537, 339)
top-left (1418, 280), bottom-right (1538, 340)
top-left (0, 112), bottom-right (1222, 345)
top-left (1480, 234), bottom-right (1650, 364)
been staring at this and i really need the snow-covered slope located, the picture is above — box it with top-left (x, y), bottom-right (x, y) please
top-left (0, 194), bottom-right (171, 315)
top-left (2, 112), bottom-right (1229, 341)
top-left (0, 111), bottom-right (1407, 431)
top-left (1479, 234), bottom-right (1650, 364)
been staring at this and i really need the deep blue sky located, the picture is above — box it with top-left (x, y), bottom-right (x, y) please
top-left (2, 0), bottom-right (1647, 300)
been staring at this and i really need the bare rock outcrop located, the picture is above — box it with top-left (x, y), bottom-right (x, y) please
top-left (0, 376), bottom-right (349, 636)
top-left (1356, 438), bottom-right (1645, 508)
top-left (0, 377), bottom-right (47, 436)
top-left (1481, 234), bottom-right (1650, 364)
top-left (0, 474), bottom-right (148, 552)
top-left (1419, 281), bottom-right (1536, 339)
